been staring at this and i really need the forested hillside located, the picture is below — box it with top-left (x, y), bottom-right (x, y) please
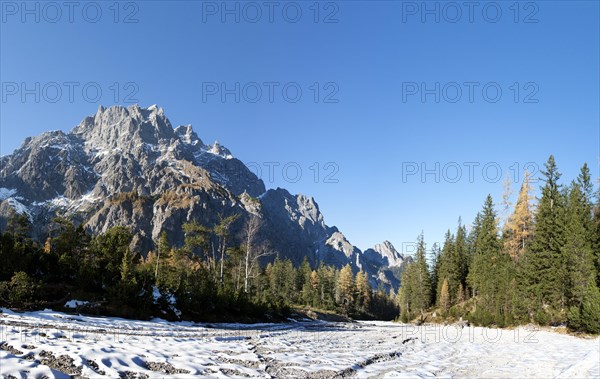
top-left (399, 156), bottom-right (600, 334)
top-left (0, 214), bottom-right (397, 322)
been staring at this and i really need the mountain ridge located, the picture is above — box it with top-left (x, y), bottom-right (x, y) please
top-left (0, 104), bottom-right (409, 291)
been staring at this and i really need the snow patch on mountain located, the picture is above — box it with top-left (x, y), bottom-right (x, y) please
top-left (0, 188), bottom-right (17, 200)
top-left (5, 198), bottom-right (32, 220)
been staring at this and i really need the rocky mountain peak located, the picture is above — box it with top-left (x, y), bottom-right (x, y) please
top-left (363, 240), bottom-right (406, 268)
top-left (72, 104), bottom-right (175, 152)
top-left (208, 141), bottom-right (233, 159)
top-left (174, 125), bottom-right (203, 147)
top-left (324, 232), bottom-right (359, 259)
top-left (374, 240), bottom-right (405, 267)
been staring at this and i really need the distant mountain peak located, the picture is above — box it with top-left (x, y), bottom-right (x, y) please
top-left (363, 240), bottom-right (406, 268)
top-left (174, 125), bottom-right (203, 147)
top-left (208, 141), bottom-right (233, 159)
top-left (374, 240), bottom-right (405, 266)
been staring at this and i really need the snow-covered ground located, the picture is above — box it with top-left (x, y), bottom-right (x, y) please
top-left (0, 309), bottom-right (598, 378)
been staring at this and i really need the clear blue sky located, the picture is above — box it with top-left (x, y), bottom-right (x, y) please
top-left (1, 1), bottom-right (598, 254)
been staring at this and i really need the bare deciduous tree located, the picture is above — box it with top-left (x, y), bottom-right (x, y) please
top-left (215, 214), bottom-right (240, 285)
top-left (243, 215), bottom-right (272, 293)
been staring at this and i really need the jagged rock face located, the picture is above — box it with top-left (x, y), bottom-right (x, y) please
top-left (85, 182), bottom-right (243, 253)
top-left (0, 105), bottom-right (402, 291)
top-left (74, 104), bottom-right (265, 198)
top-left (0, 131), bottom-right (96, 202)
top-left (360, 241), bottom-right (409, 293)
top-left (72, 105), bottom-right (176, 154)
top-left (260, 188), bottom-right (332, 266)
top-left (318, 231), bottom-right (362, 269)
top-left (1, 104), bottom-right (264, 200)
top-left (363, 240), bottom-right (406, 268)
top-left (376, 269), bottom-right (401, 293)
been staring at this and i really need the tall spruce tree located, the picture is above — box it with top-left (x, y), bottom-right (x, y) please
top-left (526, 155), bottom-right (567, 310)
top-left (430, 242), bottom-right (441, 305)
top-left (576, 164), bottom-right (599, 286)
top-left (468, 195), bottom-right (503, 316)
top-left (468, 213), bottom-right (482, 252)
top-left (563, 182), bottom-right (596, 307)
top-left (400, 233), bottom-right (432, 319)
top-left (464, 212), bottom-right (482, 298)
top-left (415, 233), bottom-right (432, 313)
top-left (437, 229), bottom-right (463, 306)
top-left (455, 221), bottom-right (469, 294)
top-left (399, 270), bottom-right (412, 320)
top-left (577, 163), bottom-right (594, 221)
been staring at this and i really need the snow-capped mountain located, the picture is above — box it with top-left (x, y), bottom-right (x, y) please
top-left (0, 105), bottom-right (408, 290)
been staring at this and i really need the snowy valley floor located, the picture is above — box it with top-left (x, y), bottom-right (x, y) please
top-left (0, 309), bottom-right (599, 378)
